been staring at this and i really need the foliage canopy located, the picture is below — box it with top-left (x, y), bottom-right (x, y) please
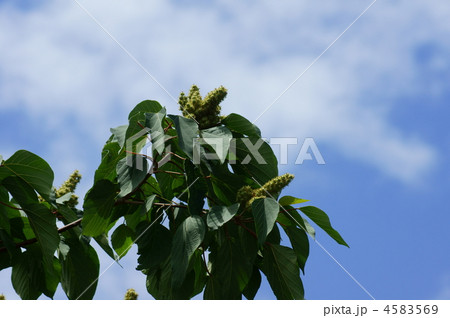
top-left (0, 86), bottom-right (347, 299)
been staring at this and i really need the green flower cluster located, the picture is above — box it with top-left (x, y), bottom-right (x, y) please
top-left (0, 294), bottom-right (5, 300)
top-left (124, 288), bottom-right (138, 300)
top-left (236, 173), bottom-right (295, 207)
top-left (55, 170), bottom-right (82, 207)
top-left (179, 85), bottom-right (227, 129)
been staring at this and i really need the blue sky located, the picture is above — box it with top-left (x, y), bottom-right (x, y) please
top-left (0, 0), bottom-right (449, 300)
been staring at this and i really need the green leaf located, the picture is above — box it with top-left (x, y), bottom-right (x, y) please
top-left (279, 195), bottom-right (309, 206)
top-left (251, 197), bottom-right (280, 245)
top-left (111, 224), bottom-right (135, 259)
top-left (9, 211), bottom-right (35, 242)
top-left (299, 206), bottom-right (348, 247)
top-left (57, 206), bottom-right (79, 224)
top-left (11, 249), bottom-right (46, 300)
top-left (231, 137), bottom-right (278, 184)
top-left (128, 100), bottom-right (162, 120)
top-left (0, 187), bottom-right (11, 234)
top-left (0, 150), bottom-right (54, 201)
top-left (207, 203), bottom-right (240, 230)
top-left (124, 206), bottom-right (146, 232)
top-left (0, 252), bottom-right (12, 270)
top-left (144, 194), bottom-right (156, 212)
top-left (200, 126), bottom-right (233, 163)
top-left (168, 115), bottom-right (199, 160)
top-left (145, 108), bottom-right (167, 155)
top-left (145, 258), bottom-right (173, 299)
top-left (110, 125), bottom-right (128, 148)
top-left (191, 249), bottom-right (207, 297)
top-left (285, 226), bottom-right (309, 273)
top-left (43, 257), bottom-right (62, 299)
top-left (59, 237), bottom-right (100, 300)
top-left (222, 113), bottom-right (261, 137)
top-left (125, 101), bottom-right (161, 157)
top-left (0, 229), bottom-right (19, 259)
top-left (146, 255), bottom-right (199, 300)
top-left (94, 233), bottom-right (117, 260)
top-left (210, 176), bottom-right (237, 206)
top-left (184, 159), bottom-right (207, 216)
top-left (117, 155), bottom-right (149, 197)
top-left (261, 244), bottom-right (304, 300)
top-left (280, 206), bottom-right (316, 239)
top-left (94, 141), bottom-right (122, 183)
top-left (171, 215), bottom-right (205, 288)
top-left (266, 223), bottom-right (281, 245)
top-left (82, 179), bottom-right (118, 237)
top-left (209, 237), bottom-right (252, 299)
top-left (2, 177), bottom-right (59, 270)
top-left (136, 223), bottom-right (172, 271)
top-left (243, 266), bottom-right (262, 300)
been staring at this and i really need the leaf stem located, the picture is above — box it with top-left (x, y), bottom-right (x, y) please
top-left (0, 200), bottom-right (22, 211)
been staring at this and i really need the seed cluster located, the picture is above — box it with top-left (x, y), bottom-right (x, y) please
top-left (178, 85), bottom-right (227, 129)
top-left (124, 288), bottom-right (138, 300)
top-left (236, 173), bottom-right (295, 207)
top-left (0, 294), bottom-right (5, 300)
top-left (55, 170), bottom-right (82, 207)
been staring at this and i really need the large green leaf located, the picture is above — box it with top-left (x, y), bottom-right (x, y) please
top-left (94, 141), bottom-right (122, 183)
top-left (285, 226), bottom-right (309, 273)
top-left (145, 108), bottom-right (167, 155)
top-left (184, 159), bottom-right (207, 215)
top-left (146, 256), bottom-right (197, 300)
top-left (136, 222), bottom-right (172, 271)
top-left (2, 177), bottom-right (59, 270)
top-left (146, 258), bottom-right (173, 299)
top-left (300, 206), bottom-right (348, 247)
top-left (125, 101), bottom-right (161, 157)
top-left (251, 197), bottom-right (280, 245)
top-left (168, 115), bottom-right (198, 160)
top-left (111, 224), bottom-right (135, 259)
top-left (200, 126), bottom-right (233, 163)
top-left (209, 237), bottom-right (252, 299)
top-left (0, 150), bottom-right (54, 201)
top-left (171, 215), bottom-right (205, 288)
top-left (128, 100), bottom-right (162, 120)
top-left (11, 248), bottom-right (46, 300)
top-left (116, 155), bottom-right (149, 197)
top-left (59, 237), bottom-right (100, 300)
top-left (222, 113), bottom-right (261, 137)
top-left (261, 244), bottom-right (304, 300)
top-left (82, 179), bottom-right (118, 237)
top-left (231, 137), bottom-right (278, 184)
top-left (207, 203), bottom-right (240, 230)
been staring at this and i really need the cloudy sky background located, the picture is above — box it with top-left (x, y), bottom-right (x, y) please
top-left (0, 0), bottom-right (449, 299)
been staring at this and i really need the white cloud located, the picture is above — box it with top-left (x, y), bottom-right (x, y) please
top-left (0, 0), bottom-right (446, 185)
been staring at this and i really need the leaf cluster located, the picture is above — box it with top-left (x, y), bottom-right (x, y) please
top-left (0, 85), bottom-right (348, 300)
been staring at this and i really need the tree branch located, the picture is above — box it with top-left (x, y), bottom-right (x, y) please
top-left (0, 218), bottom-right (83, 254)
